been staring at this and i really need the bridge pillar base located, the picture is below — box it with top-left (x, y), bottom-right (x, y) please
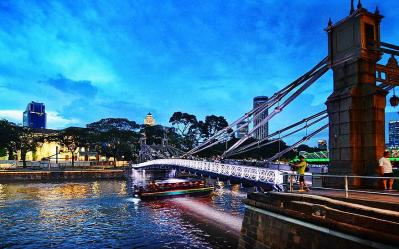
top-left (326, 60), bottom-right (387, 189)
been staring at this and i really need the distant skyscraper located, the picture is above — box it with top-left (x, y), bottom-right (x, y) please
top-left (389, 121), bottom-right (399, 148)
top-left (23, 101), bottom-right (46, 129)
top-left (318, 139), bottom-right (328, 150)
top-left (236, 121), bottom-right (249, 139)
top-left (144, 113), bottom-right (156, 126)
top-left (253, 96), bottom-right (269, 140)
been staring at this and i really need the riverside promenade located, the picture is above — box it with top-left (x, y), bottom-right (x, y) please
top-left (0, 167), bottom-right (126, 182)
top-left (239, 190), bottom-right (399, 249)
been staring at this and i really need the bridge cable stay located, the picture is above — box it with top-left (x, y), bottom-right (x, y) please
top-left (186, 97), bottom-right (325, 157)
top-left (184, 97), bottom-right (278, 156)
top-left (379, 42), bottom-right (399, 57)
top-left (225, 110), bottom-right (327, 157)
top-left (379, 83), bottom-right (394, 91)
top-left (265, 123), bottom-right (329, 163)
top-left (222, 64), bottom-right (330, 157)
top-left (185, 79), bottom-right (309, 156)
top-left (196, 63), bottom-right (328, 156)
top-left (222, 64), bottom-right (329, 156)
top-left (185, 96), bottom-right (292, 156)
top-left (225, 112), bottom-right (328, 157)
top-left (184, 56), bottom-right (330, 156)
top-left (230, 111), bottom-right (327, 155)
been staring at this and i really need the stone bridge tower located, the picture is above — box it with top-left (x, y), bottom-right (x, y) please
top-left (326, 2), bottom-right (385, 187)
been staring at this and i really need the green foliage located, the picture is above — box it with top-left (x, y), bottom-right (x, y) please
top-left (0, 147), bottom-right (6, 157)
top-left (199, 115), bottom-right (229, 139)
top-left (87, 118), bottom-right (140, 132)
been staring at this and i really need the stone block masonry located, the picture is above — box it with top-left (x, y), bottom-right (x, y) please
top-left (0, 169), bottom-right (126, 182)
top-left (238, 192), bottom-right (399, 249)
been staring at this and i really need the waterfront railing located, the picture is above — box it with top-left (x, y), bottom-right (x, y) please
top-left (282, 171), bottom-right (399, 197)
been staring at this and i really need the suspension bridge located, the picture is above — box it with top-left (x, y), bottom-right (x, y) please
top-left (135, 0), bottom-right (399, 189)
top-left (134, 2), bottom-right (399, 248)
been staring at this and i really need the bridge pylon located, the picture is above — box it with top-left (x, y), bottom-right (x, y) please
top-left (326, 5), bottom-right (385, 187)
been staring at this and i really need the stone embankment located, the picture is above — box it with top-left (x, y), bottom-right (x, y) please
top-left (0, 169), bottom-right (126, 182)
top-left (239, 192), bottom-right (399, 249)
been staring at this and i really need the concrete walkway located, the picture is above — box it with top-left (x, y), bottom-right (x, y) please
top-left (293, 188), bottom-right (399, 211)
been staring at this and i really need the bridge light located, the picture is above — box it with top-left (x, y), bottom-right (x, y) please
top-left (390, 88), bottom-right (399, 107)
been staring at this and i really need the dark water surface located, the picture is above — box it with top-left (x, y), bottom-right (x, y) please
top-left (0, 170), bottom-right (247, 248)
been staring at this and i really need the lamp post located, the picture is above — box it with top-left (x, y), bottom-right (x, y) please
top-left (68, 143), bottom-right (75, 168)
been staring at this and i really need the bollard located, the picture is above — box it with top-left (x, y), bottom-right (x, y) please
top-left (344, 175), bottom-right (349, 198)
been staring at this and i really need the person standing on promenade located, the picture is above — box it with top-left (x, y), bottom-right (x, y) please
top-left (379, 151), bottom-right (394, 191)
top-left (292, 155), bottom-right (309, 192)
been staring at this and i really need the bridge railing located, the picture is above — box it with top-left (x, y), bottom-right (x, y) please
top-left (282, 172), bottom-right (399, 197)
top-left (134, 159), bottom-right (284, 185)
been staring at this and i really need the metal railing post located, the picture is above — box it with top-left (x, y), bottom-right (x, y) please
top-left (344, 175), bottom-right (349, 198)
top-left (289, 173), bottom-right (293, 192)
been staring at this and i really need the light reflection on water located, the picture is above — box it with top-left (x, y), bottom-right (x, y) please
top-left (0, 170), bottom-right (248, 248)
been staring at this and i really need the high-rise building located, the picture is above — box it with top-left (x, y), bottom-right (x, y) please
top-left (23, 101), bottom-right (46, 129)
top-left (253, 96), bottom-right (269, 140)
top-left (318, 139), bottom-right (328, 150)
top-left (236, 121), bottom-right (249, 139)
top-left (389, 121), bottom-right (399, 148)
top-left (144, 113), bottom-right (156, 126)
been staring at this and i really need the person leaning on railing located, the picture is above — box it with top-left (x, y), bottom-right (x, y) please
top-left (379, 151), bottom-right (394, 191)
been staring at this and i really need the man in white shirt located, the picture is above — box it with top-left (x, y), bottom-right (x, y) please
top-left (379, 151), bottom-right (394, 190)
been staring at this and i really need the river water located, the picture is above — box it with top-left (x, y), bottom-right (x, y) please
top-left (0, 169), bottom-right (248, 248)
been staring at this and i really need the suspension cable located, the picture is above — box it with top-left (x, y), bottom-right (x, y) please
top-left (226, 114), bottom-right (328, 157)
top-left (223, 64), bottom-right (329, 157)
top-left (265, 123), bottom-right (329, 163)
top-left (186, 56), bottom-right (329, 156)
top-left (227, 110), bottom-right (327, 156)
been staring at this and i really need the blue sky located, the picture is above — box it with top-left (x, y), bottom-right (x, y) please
top-left (0, 0), bottom-right (398, 145)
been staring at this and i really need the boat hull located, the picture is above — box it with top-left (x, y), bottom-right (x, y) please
top-left (137, 187), bottom-right (214, 200)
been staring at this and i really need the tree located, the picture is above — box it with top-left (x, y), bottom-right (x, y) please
top-left (87, 118), bottom-right (140, 132)
top-left (0, 120), bottom-right (20, 160)
top-left (169, 112), bottom-right (200, 150)
top-left (200, 115), bottom-right (229, 140)
top-left (51, 127), bottom-right (90, 167)
top-left (0, 147), bottom-right (6, 158)
top-left (17, 127), bottom-right (44, 168)
top-left (90, 127), bottom-right (139, 165)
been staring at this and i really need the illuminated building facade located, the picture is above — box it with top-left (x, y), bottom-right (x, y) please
top-left (318, 139), bottom-right (328, 150)
top-left (253, 96), bottom-right (269, 140)
top-left (389, 121), bottom-right (399, 148)
top-left (236, 121), bottom-right (249, 138)
top-left (23, 101), bottom-right (46, 129)
top-left (144, 113), bottom-right (156, 126)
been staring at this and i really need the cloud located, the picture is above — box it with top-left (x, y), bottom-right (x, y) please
top-left (0, 0), bottom-right (398, 147)
top-left (0, 110), bottom-right (22, 125)
top-left (0, 109), bottom-right (79, 129)
top-left (41, 74), bottom-right (98, 98)
top-left (46, 111), bottom-right (80, 129)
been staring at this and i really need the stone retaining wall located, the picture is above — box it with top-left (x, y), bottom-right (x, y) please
top-left (0, 170), bottom-right (125, 182)
top-left (238, 192), bottom-right (399, 249)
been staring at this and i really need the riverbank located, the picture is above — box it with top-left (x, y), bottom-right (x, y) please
top-left (0, 168), bottom-right (126, 182)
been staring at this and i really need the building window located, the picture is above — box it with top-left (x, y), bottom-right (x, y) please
top-left (365, 23), bottom-right (375, 47)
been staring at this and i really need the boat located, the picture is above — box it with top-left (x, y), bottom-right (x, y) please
top-left (134, 178), bottom-right (214, 199)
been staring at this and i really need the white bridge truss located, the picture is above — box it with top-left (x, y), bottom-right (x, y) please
top-left (133, 159), bottom-right (284, 185)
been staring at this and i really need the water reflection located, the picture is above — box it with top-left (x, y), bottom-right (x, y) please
top-left (0, 170), bottom-right (248, 248)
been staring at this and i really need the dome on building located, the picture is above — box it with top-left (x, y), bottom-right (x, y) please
top-left (144, 113), bottom-right (156, 126)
